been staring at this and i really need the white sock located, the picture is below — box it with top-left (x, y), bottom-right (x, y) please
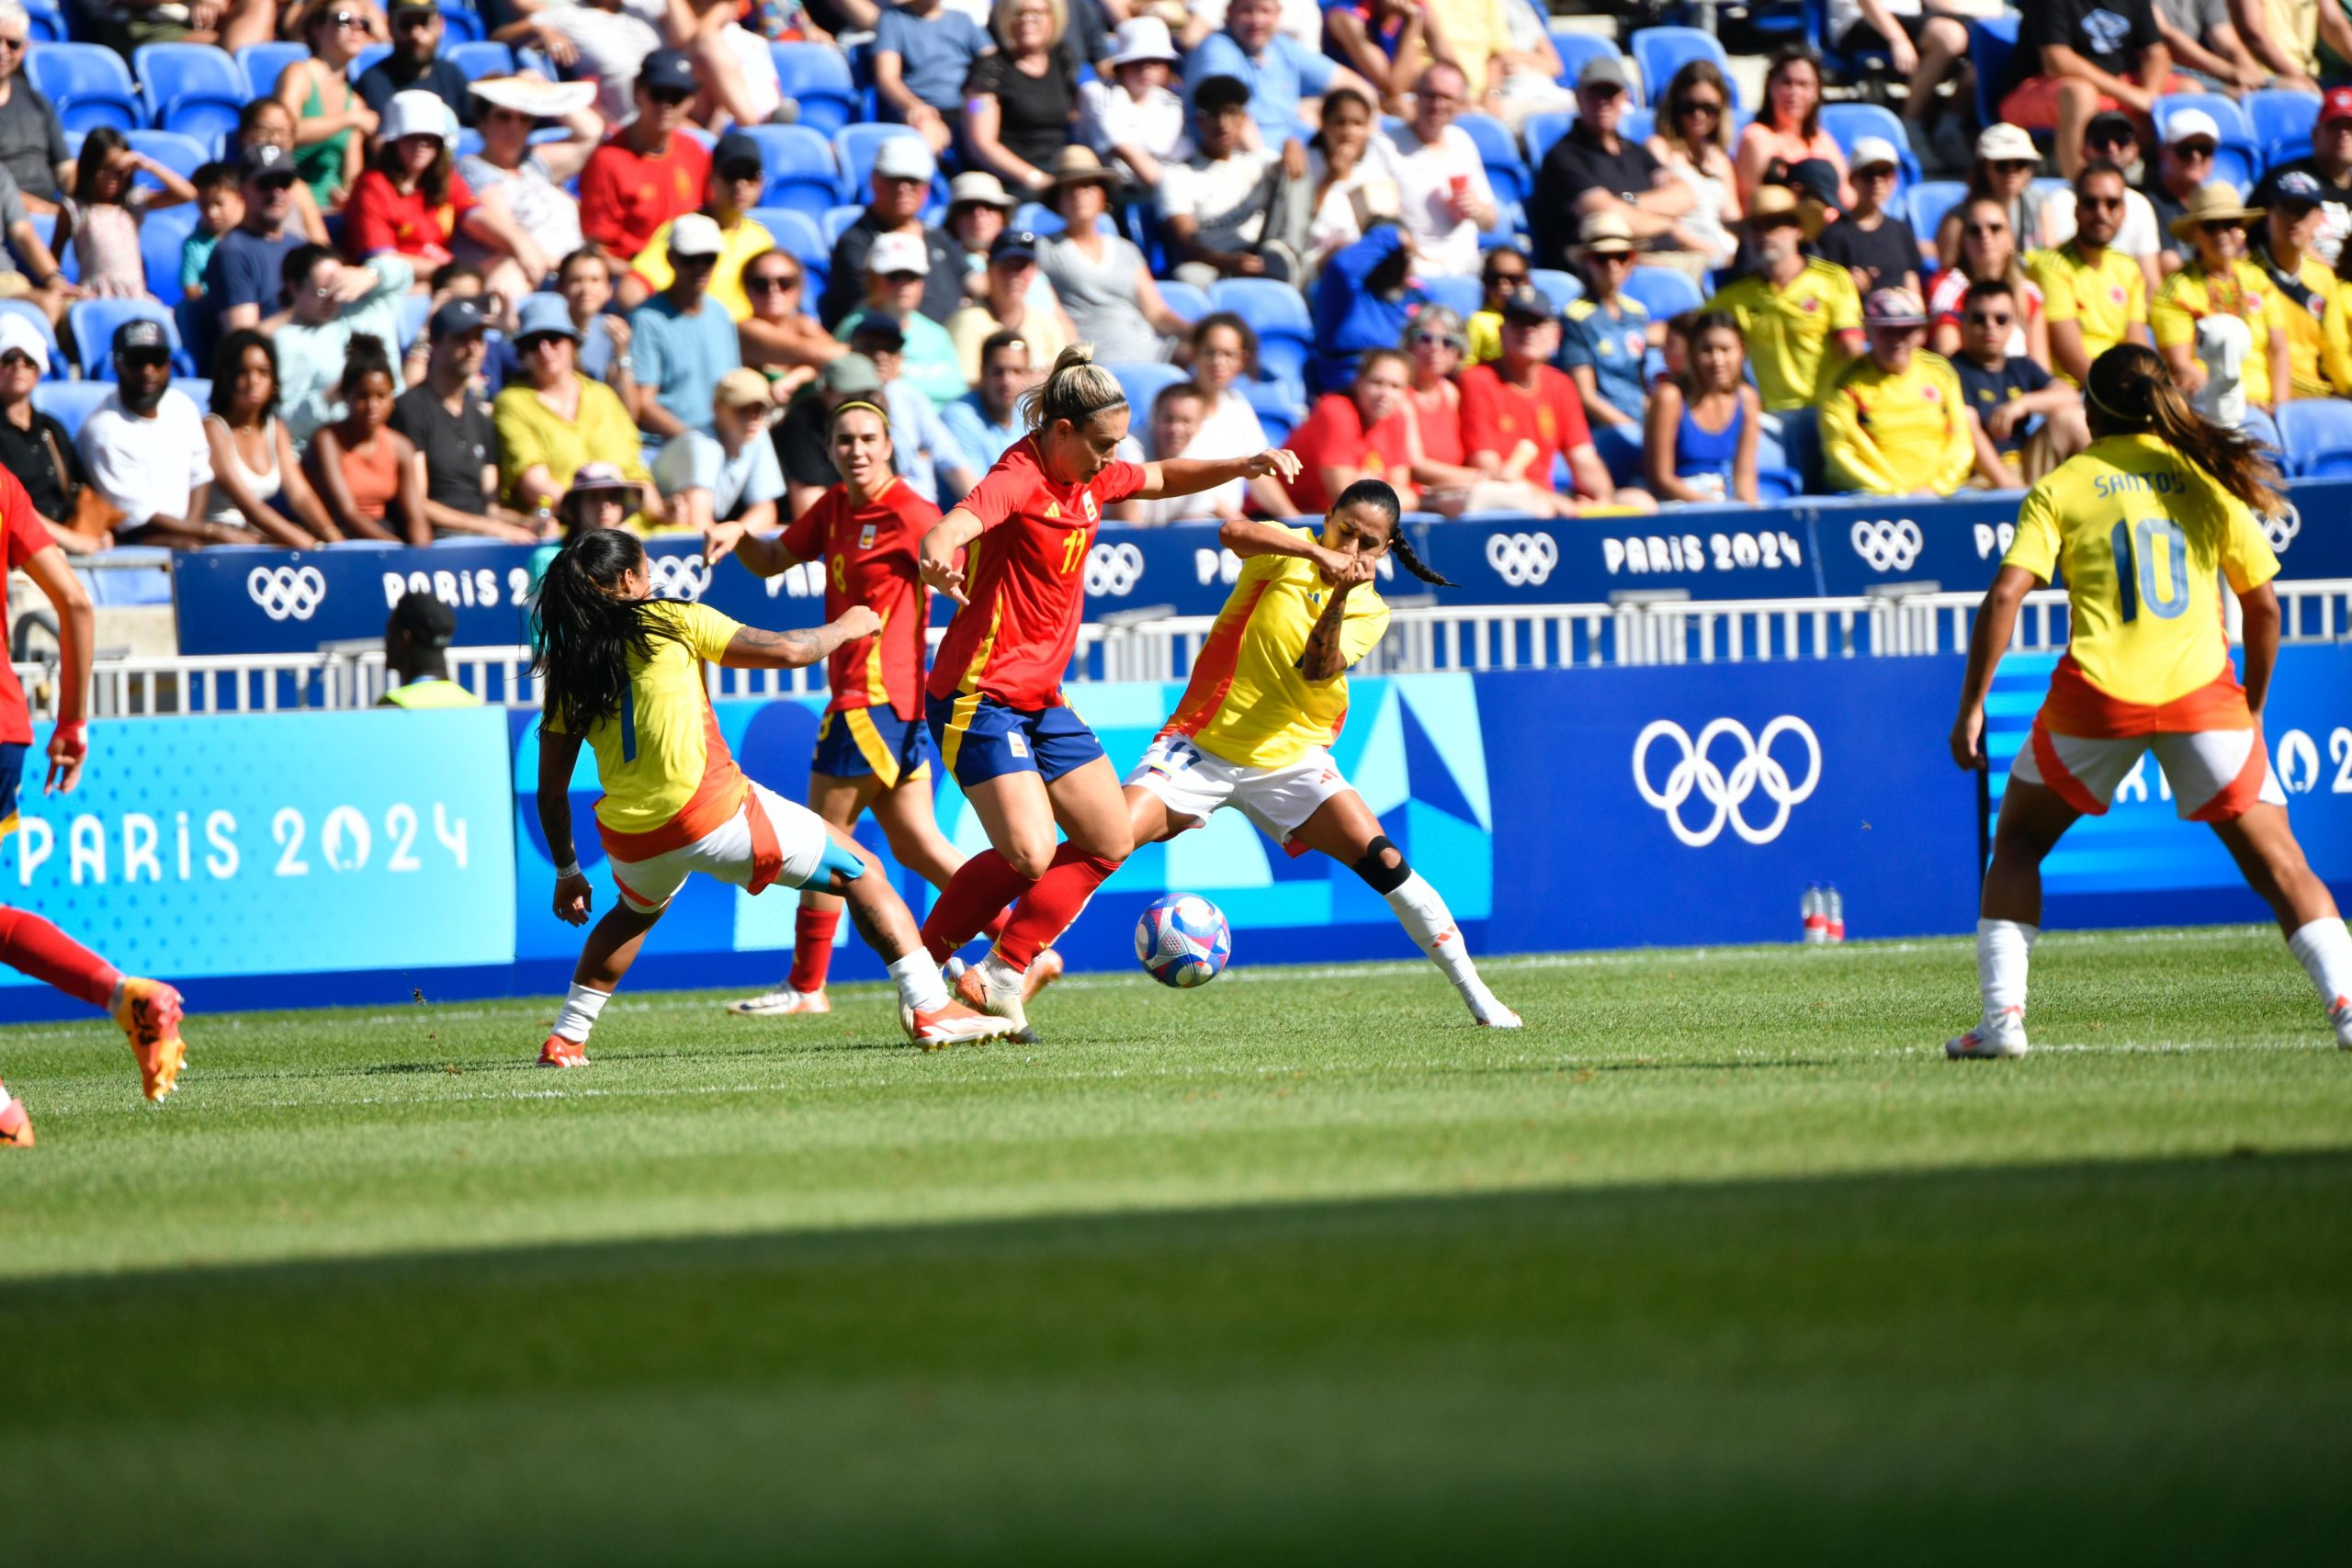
top-left (888, 950), bottom-right (949, 1014)
top-left (2287, 918), bottom-right (2352, 1015)
top-left (1383, 874), bottom-right (1500, 1015)
top-left (551, 983), bottom-right (612, 1043)
top-left (1977, 919), bottom-right (2037, 1032)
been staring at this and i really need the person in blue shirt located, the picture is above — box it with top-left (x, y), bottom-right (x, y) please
top-left (1183, 0), bottom-right (1374, 141)
top-left (1557, 210), bottom-right (1657, 485)
top-left (874, 0), bottom-right (991, 156)
top-left (1310, 216), bottom-right (1417, 396)
top-left (941, 329), bottom-right (1032, 470)
top-left (628, 213), bottom-right (742, 438)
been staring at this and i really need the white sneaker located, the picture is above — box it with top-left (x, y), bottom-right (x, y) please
top-left (900, 998), bottom-right (1019, 1049)
top-left (727, 986), bottom-right (831, 1017)
top-left (2330, 994), bottom-right (2351, 1049)
top-left (1946, 1006), bottom-right (2030, 1059)
top-left (954, 953), bottom-right (1033, 1041)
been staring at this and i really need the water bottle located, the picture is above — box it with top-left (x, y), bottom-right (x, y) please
top-left (1824, 885), bottom-right (1846, 944)
top-left (1802, 884), bottom-right (1827, 944)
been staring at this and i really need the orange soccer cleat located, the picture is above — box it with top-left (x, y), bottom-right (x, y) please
top-left (537, 1034), bottom-right (590, 1068)
top-left (901, 998), bottom-right (1020, 1050)
top-left (0, 1091), bottom-right (33, 1147)
top-left (112, 977), bottom-right (187, 1101)
top-left (1022, 949), bottom-right (1065, 1002)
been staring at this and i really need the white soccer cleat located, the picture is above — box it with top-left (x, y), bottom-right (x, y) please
top-left (726, 986), bottom-right (831, 1018)
top-left (955, 953), bottom-right (1035, 1041)
top-left (1946, 1006), bottom-right (2030, 1059)
top-left (900, 998), bottom-right (1020, 1050)
top-left (2331, 995), bottom-right (2351, 1050)
top-left (1475, 1005), bottom-right (1523, 1029)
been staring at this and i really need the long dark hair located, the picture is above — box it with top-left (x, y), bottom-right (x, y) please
top-left (1333, 479), bottom-right (1453, 585)
top-left (1674, 310), bottom-right (1746, 399)
top-left (73, 126), bottom-right (129, 206)
top-left (209, 329), bottom-right (279, 420)
top-left (531, 529), bottom-right (690, 735)
top-left (2084, 344), bottom-right (2281, 514)
top-left (1762, 46), bottom-right (1824, 142)
top-left (370, 126), bottom-right (455, 207)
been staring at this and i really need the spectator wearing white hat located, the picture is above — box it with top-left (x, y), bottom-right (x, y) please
top-left (2148, 107), bottom-right (2222, 276)
top-left (1815, 136), bottom-right (1923, 304)
top-left (629, 211), bottom-right (746, 438)
top-left (1079, 16), bottom-right (1193, 189)
top-left (836, 230), bottom-right (970, 408)
top-left (0, 312), bottom-right (110, 552)
top-left (622, 131), bottom-right (778, 322)
top-left (346, 90), bottom-right (545, 310)
top-left (1819, 287), bottom-right (1975, 498)
top-left (821, 137), bottom-right (965, 331)
top-left (459, 76), bottom-right (601, 289)
top-left (943, 170), bottom-right (1021, 295)
top-left (1934, 123), bottom-right (2046, 269)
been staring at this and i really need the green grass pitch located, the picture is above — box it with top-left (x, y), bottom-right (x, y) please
top-left (4, 927), bottom-right (2350, 1563)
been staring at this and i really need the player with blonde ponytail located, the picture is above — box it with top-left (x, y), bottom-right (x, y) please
top-left (916, 344), bottom-right (1303, 1037)
top-left (1948, 344), bottom-right (2352, 1057)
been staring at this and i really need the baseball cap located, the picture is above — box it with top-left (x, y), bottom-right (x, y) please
top-left (514, 293), bottom-right (581, 344)
top-left (821, 353), bottom-right (883, 395)
top-left (848, 311), bottom-right (906, 347)
top-left (867, 230), bottom-right (930, 276)
top-left (1849, 135), bottom-right (1900, 174)
top-left (561, 463), bottom-right (637, 504)
top-left (1498, 287), bottom-right (1552, 324)
top-left (1863, 287), bottom-right (1928, 327)
top-left (715, 367), bottom-right (773, 412)
top-left (239, 142), bottom-right (295, 185)
top-left (2166, 107), bottom-right (2222, 147)
top-left (1975, 122), bottom-right (2039, 164)
top-left (638, 49), bottom-right (696, 96)
top-left (2324, 86), bottom-right (2352, 127)
top-left (387, 591), bottom-right (456, 651)
top-left (1577, 55), bottom-right (1633, 94)
top-left (668, 211), bottom-right (725, 258)
top-left (428, 297), bottom-right (488, 341)
top-left (948, 170), bottom-right (1018, 210)
top-left (872, 136), bottom-right (936, 184)
top-left (2085, 109), bottom-right (2140, 146)
top-left (0, 311), bottom-right (49, 375)
top-left (112, 318), bottom-right (170, 357)
top-left (2259, 166), bottom-right (2325, 209)
top-left (379, 88), bottom-right (454, 144)
top-left (989, 228), bottom-right (1042, 265)
top-left (713, 130), bottom-right (764, 178)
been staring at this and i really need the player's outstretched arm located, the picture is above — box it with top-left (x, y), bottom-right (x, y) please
top-left (1951, 564), bottom-right (2041, 770)
top-left (24, 544), bottom-right (91, 794)
top-left (720, 606), bottom-right (884, 671)
top-left (718, 525), bottom-right (803, 579)
top-left (1140, 450), bottom-right (1303, 501)
top-left (2237, 581), bottom-right (2280, 717)
top-left (921, 509), bottom-right (985, 606)
top-left (537, 729), bottom-right (594, 926)
top-left (1218, 517), bottom-right (1349, 575)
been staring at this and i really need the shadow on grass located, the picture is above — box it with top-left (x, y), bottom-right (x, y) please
top-left (6, 1150), bottom-right (2351, 1564)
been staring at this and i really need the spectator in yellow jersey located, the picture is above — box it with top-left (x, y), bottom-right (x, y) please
top-left (1702, 186), bottom-right (1865, 412)
top-left (2249, 167), bottom-right (2339, 400)
top-left (2153, 185), bottom-right (2291, 427)
top-left (1817, 288), bottom-right (1977, 498)
top-left (2322, 229), bottom-right (2352, 393)
top-left (2030, 161), bottom-right (2151, 387)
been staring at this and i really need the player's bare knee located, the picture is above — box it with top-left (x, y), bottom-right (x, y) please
top-left (1351, 836), bottom-right (1412, 894)
top-left (1004, 837), bottom-right (1058, 880)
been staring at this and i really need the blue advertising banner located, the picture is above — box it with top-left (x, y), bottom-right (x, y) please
top-left (0, 706), bottom-right (517, 1009)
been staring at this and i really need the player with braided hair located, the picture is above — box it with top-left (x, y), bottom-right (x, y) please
top-left (1120, 479), bottom-right (1521, 1028)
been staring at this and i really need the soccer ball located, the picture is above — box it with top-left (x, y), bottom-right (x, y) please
top-left (1135, 894), bottom-right (1232, 988)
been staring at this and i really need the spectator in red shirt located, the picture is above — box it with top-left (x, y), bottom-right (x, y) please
top-left (343, 90), bottom-right (545, 310)
top-left (1283, 349), bottom-right (1419, 514)
top-left (1457, 288), bottom-right (1651, 513)
top-left (578, 50), bottom-right (712, 264)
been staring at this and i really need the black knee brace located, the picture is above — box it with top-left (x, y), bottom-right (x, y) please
top-left (1351, 836), bottom-right (1412, 894)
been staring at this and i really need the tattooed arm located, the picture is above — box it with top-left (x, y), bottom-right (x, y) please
top-left (1295, 553), bottom-right (1377, 682)
top-left (719, 605), bottom-right (884, 671)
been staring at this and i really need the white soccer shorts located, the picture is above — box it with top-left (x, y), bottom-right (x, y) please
top-left (2013, 727), bottom-right (2287, 822)
top-left (1125, 733), bottom-right (1350, 847)
top-left (605, 781), bottom-right (831, 913)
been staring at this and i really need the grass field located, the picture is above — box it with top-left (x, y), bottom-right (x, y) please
top-left (4, 926), bottom-right (2350, 1563)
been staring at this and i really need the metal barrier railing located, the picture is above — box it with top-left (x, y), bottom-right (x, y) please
top-left (14, 580), bottom-right (2350, 717)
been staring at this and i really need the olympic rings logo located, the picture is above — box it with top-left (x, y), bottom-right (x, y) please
top-left (2260, 502), bottom-right (2301, 552)
top-left (1085, 541), bottom-right (1145, 596)
top-left (247, 565), bottom-right (328, 621)
top-left (1849, 518), bottom-right (1923, 572)
top-left (644, 553), bottom-right (709, 601)
top-left (1633, 716), bottom-right (1823, 847)
top-left (1486, 532), bottom-right (1559, 586)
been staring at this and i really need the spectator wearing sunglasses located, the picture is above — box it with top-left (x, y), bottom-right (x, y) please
top-left (2036, 112), bottom-right (2164, 297)
top-left (1820, 288), bottom-right (1974, 499)
top-left (737, 248), bottom-right (842, 401)
top-left (0, 313), bottom-right (109, 552)
top-left (2250, 166), bottom-right (2338, 399)
top-left (1951, 278), bottom-right (2088, 490)
top-left (0, 5), bottom-right (70, 215)
top-left (1560, 212), bottom-right (1659, 481)
top-left (1463, 245), bottom-right (1530, 367)
top-left (577, 50), bottom-right (712, 263)
top-left (2153, 183), bottom-right (2290, 425)
top-left (360, 0), bottom-right (476, 128)
top-left (1928, 197), bottom-right (2049, 369)
top-left (460, 79), bottom-right (600, 291)
top-left (1932, 124), bottom-right (2045, 273)
top-left (2146, 109), bottom-right (2222, 277)
top-left (275, 4), bottom-right (379, 212)
top-left (1643, 59), bottom-right (1741, 274)
top-left (2030, 160), bottom-right (2154, 387)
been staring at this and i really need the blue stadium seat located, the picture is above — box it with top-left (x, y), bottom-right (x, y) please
top-left (1818, 102), bottom-right (1920, 191)
top-left (1908, 179), bottom-right (1968, 246)
top-left (1547, 27), bottom-right (1621, 89)
top-left (438, 2), bottom-right (485, 43)
top-left (1107, 361), bottom-right (1188, 418)
top-left (1809, 0), bottom-right (1892, 85)
top-left (1628, 27), bottom-right (1734, 112)
top-left (2156, 93), bottom-right (2258, 154)
top-left (140, 205), bottom-right (199, 309)
top-left (33, 380), bottom-right (111, 438)
top-left (2276, 399), bottom-right (2352, 475)
top-left (1523, 109), bottom-right (1573, 168)
top-left (133, 43), bottom-right (243, 148)
top-left (1206, 277), bottom-right (1312, 389)
top-left (1756, 467), bottom-right (1804, 502)
top-left (126, 129), bottom-right (210, 186)
top-left (1456, 112), bottom-right (1531, 219)
top-left (1240, 378), bottom-right (1303, 445)
top-left (238, 41), bottom-right (308, 101)
top-left (1622, 265), bottom-right (1702, 319)
top-left (820, 204), bottom-right (863, 246)
top-left (771, 42), bottom-right (859, 138)
top-left (396, 292), bottom-right (431, 351)
top-left (737, 124), bottom-right (841, 216)
top-left (752, 207), bottom-right (827, 269)
top-left (68, 298), bottom-right (185, 381)
top-left (2242, 407), bottom-right (2283, 461)
top-left (1416, 274), bottom-right (1481, 320)
top-left (1971, 15), bottom-right (2018, 135)
top-left (444, 41), bottom-right (515, 80)
top-left (26, 42), bottom-right (142, 134)
top-left (2246, 89), bottom-right (2322, 152)
top-left (171, 378), bottom-right (212, 412)
top-left (2268, 130), bottom-right (2314, 172)
top-left (347, 43), bottom-right (393, 81)
top-left (455, 128), bottom-right (483, 159)
top-left (1528, 267), bottom-right (1584, 313)
top-left (22, 0), bottom-right (62, 42)
top-left (1155, 279), bottom-right (1211, 323)
top-left (1619, 107), bottom-right (1657, 146)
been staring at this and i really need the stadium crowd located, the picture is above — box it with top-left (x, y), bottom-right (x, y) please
top-left (1, 0), bottom-right (2351, 555)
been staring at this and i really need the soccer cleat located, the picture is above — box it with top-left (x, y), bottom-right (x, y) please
top-left (726, 986), bottom-right (831, 1018)
top-left (2332, 995), bottom-right (2351, 1050)
top-left (112, 976), bottom-right (187, 1101)
top-left (955, 954), bottom-right (1033, 1040)
top-left (1946, 1006), bottom-right (2030, 1059)
top-left (900, 998), bottom-right (1021, 1049)
top-left (0, 1095), bottom-right (32, 1147)
top-left (1476, 1004), bottom-right (1524, 1029)
top-left (537, 1034), bottom-right (590, 1068)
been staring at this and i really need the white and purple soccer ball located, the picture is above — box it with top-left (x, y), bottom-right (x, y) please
top-left (1135, 894), bottom-right (1233, 988)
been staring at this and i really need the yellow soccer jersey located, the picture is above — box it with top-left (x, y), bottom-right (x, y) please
top-left (1160, 530), bottom-right (1391, 769)
top-left (2004, 434), bottom-right (2280, 706)
top-left (2029, 242), bottom-right (2147, 384)
top-left (2255, 246), bottom-right (2335, 398)
top-left (547, 601), bottom-right (748, 837)
top-left (1704, 258), bottom-right (1863, 412)
top-left (1816, 349), bottom-right (1974, 497)
top-left (2151, 259), bottom-right (2279, 409)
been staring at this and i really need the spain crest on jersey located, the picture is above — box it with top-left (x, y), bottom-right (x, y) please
top-left (1080, 491), bottom-right (1099, 522)
top-left (858, 522), bottom-right (878, 550)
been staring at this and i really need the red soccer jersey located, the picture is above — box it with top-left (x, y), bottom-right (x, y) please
top-left (780, 476), bottom-right (941, 722)
top-left (0, 468), bottom-right (52, 744)
top-left (1282, 391), bottom-right (1419, 513)
top-left (578, 132), bottom-right (713, 261)
top-left (926, 436), bottom-right (1148, 710)
top-left (1458, 362), bottom-right (1593, 493)
top-left (343, 168), bottom-right (478, 266)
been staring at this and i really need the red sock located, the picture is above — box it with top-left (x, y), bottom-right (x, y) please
top-left (788, 906), bottom-right (840, 993)
top-left (0, 907), bottom-right (119, 1010)
top-left (922, 849), bottom-right (1037, 963)
top-left (994, 844), bottom-right (1120, 969)
top-left (981, 908), bottom-right (1011, 943)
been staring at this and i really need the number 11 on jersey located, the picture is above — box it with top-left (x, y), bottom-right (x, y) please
top-left (1059, 527), bottom-right (1087, 574)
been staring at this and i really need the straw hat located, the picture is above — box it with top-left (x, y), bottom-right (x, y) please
top-left (1046, 145), bottom-right (1125, 193)
top-left (2167, 182), bottom-right (2265, 241)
